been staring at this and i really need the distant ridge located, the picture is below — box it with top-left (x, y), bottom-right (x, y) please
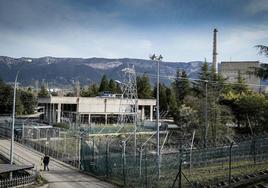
top-left (0, 56), bottom-right (204, 86)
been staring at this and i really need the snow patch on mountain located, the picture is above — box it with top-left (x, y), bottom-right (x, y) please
top-left (87, 61), bottom-right (123, 70)
top-left (42, 56), bottom-right (57, 64)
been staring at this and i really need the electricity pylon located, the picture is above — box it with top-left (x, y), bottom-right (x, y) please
top-left (117, 64), bottom-right (138, 158)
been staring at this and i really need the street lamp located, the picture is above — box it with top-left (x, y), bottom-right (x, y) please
top-left (149, 53), bottom-right (163, 179)
top-left (10, 59), bottom-right (32, 170)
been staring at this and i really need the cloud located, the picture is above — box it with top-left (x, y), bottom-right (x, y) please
top-left (219, 25), bottom-right (268, 62)
top-left (0, 0), bottom-right (123, 33)
top-left (1, 24), bottom-right (268, 63)
top-left (0, 0), bottom-right (268, 63)
top-left (244, 0), bottom-right (268, 15)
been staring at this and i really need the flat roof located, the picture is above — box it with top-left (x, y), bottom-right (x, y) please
top-left (38, 96), bottom-right (156, 105)
top-left (221, 61), bottom-right (259, 64)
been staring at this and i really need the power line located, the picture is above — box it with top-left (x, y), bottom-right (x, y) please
top-left (136, 72), bottom-right (267, 88)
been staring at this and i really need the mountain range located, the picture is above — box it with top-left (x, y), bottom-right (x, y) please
top-left (0, 56), bottom-right (204, 87)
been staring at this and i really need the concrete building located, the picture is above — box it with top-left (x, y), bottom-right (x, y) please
top-left (220, 61), bottom-right (260, 90)
top-left (38, 96), bottom-right (156, 126)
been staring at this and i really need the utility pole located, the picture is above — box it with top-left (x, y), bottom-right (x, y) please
top-left (150, 54), bottom-right (163, 179)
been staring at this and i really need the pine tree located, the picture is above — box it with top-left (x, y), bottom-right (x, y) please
top-left (38, 84), bottom-right (49, 97)
top-left (0, 81), bottom-right (13, 114)
top-left (167, 89), bottom-right (179, 120)
top-left (179, 70), bottom-right (191, 101)
top-left (89, 83), bottom-right (99, 96)
top-left (153, 83), bottom-right (168, 112)
top-left (81, 83), bottom-right (99, 97)
top-left (233, 71), bottom-right (249, 94)
top-left (193, 61), bottom-right (210, 97)
top-left (116, 83), bottom-right (122, 94)
top-left (98, 75), bottom-right (109, 92)
top-left (137, 74), bottom-right (152, 99)
top-left (200, 61), bottom-right (210, 81)
top-left (108, 79), bottom-right (117, 93)
top-left (19, 89), bottom-right (37, 114)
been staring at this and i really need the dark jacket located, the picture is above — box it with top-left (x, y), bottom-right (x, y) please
top-left (43, 156), bottom-right (50, 164)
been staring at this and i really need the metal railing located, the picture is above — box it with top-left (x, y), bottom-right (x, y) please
top-left (0, 174), bottom-right (37, 188)
top-left (0, 137), bottom-right (37, 188)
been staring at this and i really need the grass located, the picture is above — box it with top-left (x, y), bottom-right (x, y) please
top-left (158, 159), bottom-right (268, 187)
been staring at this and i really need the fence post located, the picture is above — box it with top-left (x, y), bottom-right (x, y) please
top-left (189, 130), bottom-right (195, 174)
top-left (145, 146), bottom-right (148, 188)
top-left (139, 147), bottom-right (143, 178)
top-left (64, 132), bottom-right (67, 154)
top-left (228, 142), bottom-right (233, 187)
top-left (178, 152), bottom-right (182, 188)
top-left (78, 136), bottom-right (81, 169)
top-left (172, 148), bottom-right (182, 188)
top-left (253, 137), bottom-right (256, 165)
top-left (122, 141), bottom-right (126, 186)
top-left (92, 138), bottom-right (95, 163)
top-left (106, 141), bottom-right (109, 177)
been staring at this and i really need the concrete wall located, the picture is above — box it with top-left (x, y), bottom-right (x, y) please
top-left (220, 61), bottom-right (260, 90)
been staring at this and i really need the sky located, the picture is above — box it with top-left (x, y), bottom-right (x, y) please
top-left (0, 0), bottom-right (268, 62)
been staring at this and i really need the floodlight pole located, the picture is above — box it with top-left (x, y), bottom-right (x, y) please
top-left (156, 57), bottom-right (160, 179)
top-left (150, 54), bottom-right (162, 179)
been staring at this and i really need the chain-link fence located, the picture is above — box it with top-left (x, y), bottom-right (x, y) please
top-left (80, 133), bottom-right (268, 187)
top-left (1, 118), bottom-right (268, 187)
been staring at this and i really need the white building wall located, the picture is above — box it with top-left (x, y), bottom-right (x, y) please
top-left (38, 96), bottom-right (156, 123)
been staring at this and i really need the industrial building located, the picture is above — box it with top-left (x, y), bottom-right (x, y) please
top-left (38, 96), bottom-right (156, 126)
top-left (220, 61), bottom-right (260, 90)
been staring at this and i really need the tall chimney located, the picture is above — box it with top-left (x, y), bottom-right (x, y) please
top-left (212, 28), bottom-right (218, 73)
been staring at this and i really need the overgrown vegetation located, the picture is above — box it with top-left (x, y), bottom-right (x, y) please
top-left (0, 79), bottom-right (37, 115)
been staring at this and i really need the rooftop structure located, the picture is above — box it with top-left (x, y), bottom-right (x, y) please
top-left (220, 61), bottom-right (260, 90)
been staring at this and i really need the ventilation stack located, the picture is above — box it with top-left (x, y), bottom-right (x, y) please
top-left (212, 28), bottom-right (218, 73)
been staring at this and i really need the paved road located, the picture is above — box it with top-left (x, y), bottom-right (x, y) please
top-left (0, 139), bottom-right (116, 188)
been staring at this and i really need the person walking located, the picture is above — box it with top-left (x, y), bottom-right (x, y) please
top-left (43, 154), bottom-right (50, 171)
